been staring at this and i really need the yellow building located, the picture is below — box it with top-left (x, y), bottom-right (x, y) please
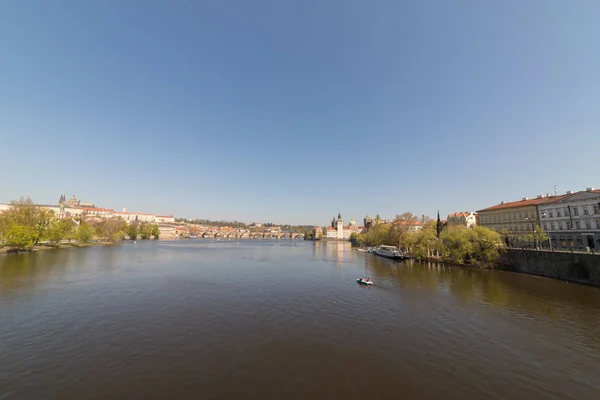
top-left (477, 195), bottom-right (565, 236)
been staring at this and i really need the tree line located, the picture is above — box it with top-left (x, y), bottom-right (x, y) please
top-left (0, 197), bottom-right (160, 252)
top-left (352, 212), bottom-right (505, 267)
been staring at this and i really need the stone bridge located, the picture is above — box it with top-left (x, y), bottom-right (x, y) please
top-left (503, 249), bottom-right (600, 287)
top-left (198, 231), bottom-right (304, 240)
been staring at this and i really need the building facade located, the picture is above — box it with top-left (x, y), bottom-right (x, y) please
top-left (325, 213), bottom-right (362, 240)
top-left (447, 212), bottom-right (477, 228)
top-left (538, 188), bottom-right (600, 250)
top-left (477, 195), bottom-right (564, 237)
top-left (394, 220), bottom-right (424, 232)
top-left (312, 226), bottom-right (323, 239)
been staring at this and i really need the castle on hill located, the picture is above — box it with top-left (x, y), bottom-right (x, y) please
top-left (58, 194), bottom-right (95, 208)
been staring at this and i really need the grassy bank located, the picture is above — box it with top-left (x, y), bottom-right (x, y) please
top-left (0, 241), bottom-right (116, 255)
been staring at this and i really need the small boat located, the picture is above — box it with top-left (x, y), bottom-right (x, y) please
top-left (357, 278), bottom-right (373, 285)
top-left (374, 245), bottom-right (404, 260)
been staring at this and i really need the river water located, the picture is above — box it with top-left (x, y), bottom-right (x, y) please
top-left (1, 240), bottom-right (599, 399)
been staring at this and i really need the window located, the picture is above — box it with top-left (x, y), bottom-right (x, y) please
top-left (541, 210), bottom-right (546, 218)
top-left (513, 213), bottom-right (517, 220)
top-left (594, 205), bottom-right (600, 214)
top-left (567, 221), bottom-right (571, 230)
top-left (565, 208), bottom-right (569, 216)
top-left (549, 210), bottom-right (554, 217)
top-left (585, 220), bottom-right (591, 229)
top-left (577, 238), bottom-right (583, 248)
top-left (583, 206), bottom-right (589, 215)
top-left (559, 222), bottom-right (563, 230)
top-left (573, 207), bottom-right (579, 216)
top-left (543, 222), bottom-right (547, 230)
top-left (597, 219), bottom-right (600, 229)
top-left (575, 221), bottom-right (580, 229)
top-left (519, 212), bottom-right (522, 219)
top-left (557, 209), bottom-right (561, 217)
top-left (550, 222), bottom-right (555, 230)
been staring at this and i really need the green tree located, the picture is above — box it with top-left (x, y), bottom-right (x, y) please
top-left (0, 216), bottom-right (8, 245)
top-left (139, 223), bottom-right (152, 239)
top-left (411, 225), bottom-right (439, 260)
top-left (5, 225), bottom-right (36, 251)
top-left (439, 226), bottom-right (502, 266)
top-left (440, 226), bottom-right (475, 265)
top-left (2, 197), bottom-right (54, 244)
top-left (151, 224), bottom-right (160, 239)
top-left (34, 208), bottom-right (54, 244)
top-left (126, 223), bottom-right (138, 240)
top-left (523, 225), bottom-right (548, 248)
top-left (96, 219), bottom-right (126, 242)
top-left (76, 223), bottom-right (94, 242)
top-left (61, 219), bottom-right (76, 242)
top-left (46, 220), bottom-right (66, 244)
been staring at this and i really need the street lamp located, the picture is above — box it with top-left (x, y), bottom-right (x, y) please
top-left (540, 212), bottom-right (553, 250)
top-left (524, 216), bottom-right (537, 249)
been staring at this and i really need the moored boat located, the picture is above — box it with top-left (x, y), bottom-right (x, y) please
top-left (357, 278), bottom-right (373, 285)
top-left (374, 245), bottom-right (404, 260)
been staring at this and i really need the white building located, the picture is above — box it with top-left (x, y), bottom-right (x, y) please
top-left (83, 207), bottom-right (116, 218)
top-left (156, 215), bottom-right (176, 224)
top-left (394, 220), bottom-right (424, 232)
top-left (113, 211), bottom-right (157, 223)
top-left (325, 213), bottom-right (362, 240)
top-left (447, 212), bottom-right (478, 229)
top-left (538, 188), bottom-right (600, 250)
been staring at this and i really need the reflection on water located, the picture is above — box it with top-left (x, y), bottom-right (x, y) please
top-left (1, 240), bottom-right (600, 400)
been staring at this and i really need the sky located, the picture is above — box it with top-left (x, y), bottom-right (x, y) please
top-left (1, 0), bottom-right (599, 225)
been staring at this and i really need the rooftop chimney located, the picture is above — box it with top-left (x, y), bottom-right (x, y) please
top-left (566, 191), bottom-right (573, 194)
top-left (500, 201), bottom-right (505, 204)
top-left (536, 195), bottom-right (543, 199)
top-left (586, 187), bottom-right (595, 192)
top-left (522, 197), bottom-right (528, 201)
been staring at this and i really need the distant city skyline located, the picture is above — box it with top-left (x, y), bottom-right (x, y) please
top-left (1, 1), bottom-right (599, 225)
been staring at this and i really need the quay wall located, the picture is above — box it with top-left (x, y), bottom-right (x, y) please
top-left (502, 249), bottom-right (600, 287)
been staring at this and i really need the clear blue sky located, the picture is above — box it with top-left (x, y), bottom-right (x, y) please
top-left (1, 1), bottom-right (599, 225)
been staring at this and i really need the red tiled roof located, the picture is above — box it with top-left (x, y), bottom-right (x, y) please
top-left (448, 212), bottom-right (472, 218)
top-left (477, 195), bottom-right (567, 212)
top-left (394, 220), bottom-right (422, 226)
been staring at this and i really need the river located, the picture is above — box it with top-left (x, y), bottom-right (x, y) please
top-left (1, 240), bottom-right (599, 399)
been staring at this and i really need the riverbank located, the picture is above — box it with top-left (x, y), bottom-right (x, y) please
top-left (0, 241), bottom-right (116, 255)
